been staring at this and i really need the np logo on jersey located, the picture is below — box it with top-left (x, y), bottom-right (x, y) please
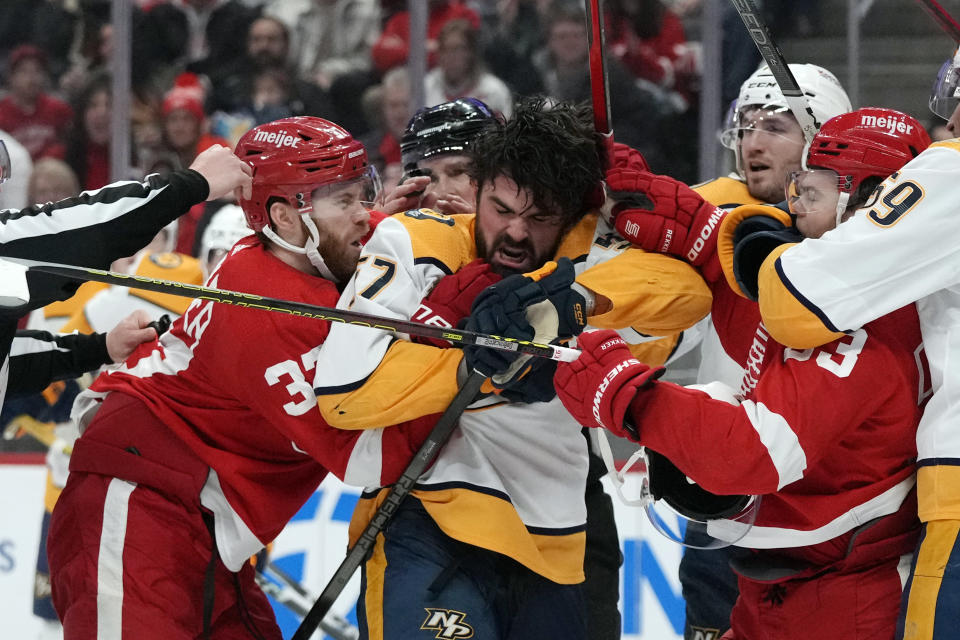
top-left (421, 608), bottom-right (474, 639)
top-left (252, 128), bottom-right (301, 148)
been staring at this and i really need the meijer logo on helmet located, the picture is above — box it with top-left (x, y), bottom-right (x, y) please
top-left (859, 114), bottom-right (914, 136)
top-left (252, 129), bottom-right (301, 148)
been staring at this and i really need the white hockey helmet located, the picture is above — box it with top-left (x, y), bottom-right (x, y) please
top-left (200, 204), bottom-right (251, 276)
top-left (724, 63), bottom-right (852, 176)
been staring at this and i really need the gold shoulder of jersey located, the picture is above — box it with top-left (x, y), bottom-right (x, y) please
top-left (43, 281), bottom-right (108, 319)
top-left (555, 212), bottom-right (599, 260)
top-left (392, 209), bottom-right (476, 272)
top-left (130, 252), bottom-right (205, 314)
top-left (929, 139), bottom-right (960, 153)
top-left (693, 176), bottom-right (763, 208)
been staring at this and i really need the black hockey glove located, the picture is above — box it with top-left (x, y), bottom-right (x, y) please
top-left (464, 258), bottom-right (586, 403)
top-left (732, 215), bottom-right (803, 301)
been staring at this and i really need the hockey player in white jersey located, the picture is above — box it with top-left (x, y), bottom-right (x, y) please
top-left (313, 97), bottom-right (711, 640)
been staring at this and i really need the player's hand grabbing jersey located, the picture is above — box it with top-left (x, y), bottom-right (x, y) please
top-left (314, 208), bottom-right (711, 583)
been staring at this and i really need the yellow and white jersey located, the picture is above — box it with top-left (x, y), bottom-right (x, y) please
top-left (754, 140), bottom-right (960, 522)
top-left (59, 251), bottom-right (203, 334)
top-left (315, 209), bottom-right (710, 583)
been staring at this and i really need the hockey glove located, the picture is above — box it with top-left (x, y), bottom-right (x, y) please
top-left (554, 329), bottom-right (664, 438)
top-left (611, 141), bottom-right (651, 172)
top-left (607, 168), bottom-right (726, 280)
top-left (412, 259), bottom-right (502, 348)
top-left (464, 258), bottom-right (586, 402)
top-left (716, 203), bottom-right (796, 300)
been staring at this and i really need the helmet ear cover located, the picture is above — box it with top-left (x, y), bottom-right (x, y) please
top-left (645, 449), bottom-right (753, 521)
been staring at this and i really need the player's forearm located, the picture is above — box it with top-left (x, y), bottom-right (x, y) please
top-left (576, 250), bottom-right (712, 333)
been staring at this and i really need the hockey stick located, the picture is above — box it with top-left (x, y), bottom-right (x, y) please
top-left (255, 563), bottom-right (359, 640)
top-left (729, 0), bottom-right (821, 144)
top-left (9, 258), bottom-right (580, 363)
top-left (585, 0), bottom-right (613, 161)
top-left (292, 369), bottom-right (487, 640)
top-left (916, 0), bottom-right (960, 41)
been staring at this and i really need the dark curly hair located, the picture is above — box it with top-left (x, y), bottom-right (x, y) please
top-left (468, 97), bottom-right (604, 228)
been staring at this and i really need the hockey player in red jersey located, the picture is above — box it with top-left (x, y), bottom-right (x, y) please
top-left (45, 117), bottom-right (447, 640)
top-left (555, 107), bottom-right (933, 639)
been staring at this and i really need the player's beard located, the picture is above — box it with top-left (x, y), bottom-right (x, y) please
top-left (475, 228), bottom-right (562, 277)
top-left (313, 218), bottom-right (366, 283)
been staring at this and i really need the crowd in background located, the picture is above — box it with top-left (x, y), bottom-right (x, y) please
top-left (0, 0), bottom-right (737, 235)
top-left (0, 0), bottom-right (841, 265)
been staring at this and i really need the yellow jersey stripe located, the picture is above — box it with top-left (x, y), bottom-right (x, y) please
top-left (902, 520), bottom-right (960, 640)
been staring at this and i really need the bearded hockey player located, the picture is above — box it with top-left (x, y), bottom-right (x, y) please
top-left (46, 117), bottom-right (449, 639)
top-left (311, 97), bottom-right (711, 640)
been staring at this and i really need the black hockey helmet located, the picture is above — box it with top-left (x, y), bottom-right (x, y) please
top-left (400, 98), bottom-right (497, 170)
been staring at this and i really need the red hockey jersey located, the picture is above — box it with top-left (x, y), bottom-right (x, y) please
top-left (634, 302), bottom-right (927, 550)
top-left (76, 238), bottom-right (437, 569)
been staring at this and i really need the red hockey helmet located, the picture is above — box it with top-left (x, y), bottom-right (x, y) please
top-left (804, 107), bottom-right (930, 198)
top-left (234, 116), bottom-right (376, 232)
top-left (787, 108), bottom-right (931, 232)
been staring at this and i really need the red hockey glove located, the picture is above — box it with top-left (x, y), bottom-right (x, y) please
top-left (412, 259), bottom-right (502, 348)
top-left (607, 168), bottom-right (725, 278)
top-left (611, 141), bottom-right (650, 172)
top-left (555, 330), bottom-right (664, 439)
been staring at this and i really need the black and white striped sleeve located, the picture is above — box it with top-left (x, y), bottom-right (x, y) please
top-left (0, 169), bottom-right (208, 266)
top-left (5, 329), bottom-right (112, 398)
top-left (0, 169), bottom-right (208, 314)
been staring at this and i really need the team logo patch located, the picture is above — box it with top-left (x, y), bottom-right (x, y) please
top-left (403, 208), bottom-right (456, 226)
top-left (690, 627), bottom-right (720, 640)
top-left (148, 252), bottom-right (183, 268)
top-left (421, 608), bottom-right (474, 639)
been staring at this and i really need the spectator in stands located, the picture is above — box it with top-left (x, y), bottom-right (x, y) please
top-left (263, 0), bottom-right (379, 135)
top-left (158, 75), bottom-right (230, 173)
top-left (371, 0), bottom-right (480, 74)
top-left (0, 131), bottom-right (33, 211)
top-left (360, 67), bottom-right (411, 186)
top-left (532, 4), bottom-right (666, 169)
top-left (480, 0), bottom-right (545, 97)
top-left (608, 0), bottom-right (697, 105)
top-left (206, 16), bottom-right (337, 123)
top-left (424, 19), bottom-right (514, 117)
top-left (155, 75), bottom-right (231, 254)
top-left (264, 0), bottom-right (379, 90)
top-left (29, 158), bottom-right (80, 207)
top-left (0, 45), bottom-right (73, 160)
top-left (64, 72), bottom-right (112, 191)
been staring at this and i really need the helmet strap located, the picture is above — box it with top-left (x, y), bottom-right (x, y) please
top-left (299, 213), bottom-right (337, 282)
top-left (259, 215), bottom-right (337, 282)
top-left (834, 191), bottom-right (851, 228)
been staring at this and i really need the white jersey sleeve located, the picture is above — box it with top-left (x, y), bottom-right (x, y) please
top-left (770, 141), bottom-right (960, 336)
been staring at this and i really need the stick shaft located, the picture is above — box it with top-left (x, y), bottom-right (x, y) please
top-left (916, 0), bottom-right (960, 41)
top-left (729, 0), bottom-right (820, 143)
top-left (13, 258), bottom-right (580, 363)
top-left (291, 370), bottom-right (487, 640)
